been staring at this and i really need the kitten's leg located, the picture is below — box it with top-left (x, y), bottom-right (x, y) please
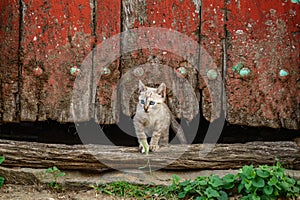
top-left (159, 130), bottom-right (169, 146)
top-left (149, 131), bottom-right (161, 152)
top-left (134, 125), bottom-right (149, 154)
top-left (137, 132), bottom-right (148, 154)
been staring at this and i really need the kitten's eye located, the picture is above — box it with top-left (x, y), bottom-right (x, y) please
top-left (149, 101), bottom-right (155, 105)
top-left (141, 100), bottom-right (145, 104)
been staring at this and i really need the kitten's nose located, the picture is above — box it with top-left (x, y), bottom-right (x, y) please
top-left (144, 106), bottom-right (149, 112)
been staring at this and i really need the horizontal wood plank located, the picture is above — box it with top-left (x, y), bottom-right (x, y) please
top-left (0, 139), bottom-right (299, 171)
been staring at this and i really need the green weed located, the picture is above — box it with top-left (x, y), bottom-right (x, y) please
top-left (0, 156), bottom-right (4, 188)
top-left (45, 166), bottom-right (66, 190)
top-left (237, 162), bottom-right (300, 199)
top-left (91, 163), bottom-right (299, 200)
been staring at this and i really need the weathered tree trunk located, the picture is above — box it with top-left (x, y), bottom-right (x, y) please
top-left (0, 140), bottom-right (299, 171)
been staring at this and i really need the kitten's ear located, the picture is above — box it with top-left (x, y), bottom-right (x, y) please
top-left (139, 80), bottom-right (146, 92)
top-left (157, 83), bottom-right (166, 98)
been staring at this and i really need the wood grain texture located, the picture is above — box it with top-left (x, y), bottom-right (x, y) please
top-left (20, 0), bottom-right (93, 122)
top-left (225, 0), bottom-right (300, 129)
top-left (200, 0), bottom-right (225, 122)
top-left (94, 0), bottom-right (121, 124)
top-left (0, 139), bottom-right (299, 171)
top-left (0, 0), bottom-right (20, 122)
top-left (119, 0), bottom-right (201, 121)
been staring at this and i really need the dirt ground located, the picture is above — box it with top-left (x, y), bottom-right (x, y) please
top-left (0, 168), bottom-right (299, 200)
top-left (0, 184), bottom-right (129, 200)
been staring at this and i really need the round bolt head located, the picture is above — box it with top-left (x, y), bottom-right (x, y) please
top-left (101, 67), bottom-right (111, 75)
top-left (279, 69), bottom-right (289, 77)
top-left (133, 67), bottom-right (144, 77)
top-left (207, 69), bottom-right (218, 80)
top-left (239, 67), bottom-right (251, 77)
top-left (70, 66), bottom-right (80, 76)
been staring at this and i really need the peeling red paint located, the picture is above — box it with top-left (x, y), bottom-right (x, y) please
top-left (0, 0), bottom-right (299, 129)
top-left (120, 0), bottom-right (201, 120)
top-left (226, 0), bottom-right (300, 129)
top-left (21, 0), bottom-right (93, 121)
top-left (200, 0), bottom-right (225, 121)
top-left (94, 0), bottom-right (121, 124)
top-left (0, 0), bottom-right (20, 122)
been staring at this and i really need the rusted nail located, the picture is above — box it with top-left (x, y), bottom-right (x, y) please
top-left (33, 66), bottom-right (43, 76)
top-left (70, 66), bottom-right (80, 76)
top-left (207, 69), bottom-right (218, 80)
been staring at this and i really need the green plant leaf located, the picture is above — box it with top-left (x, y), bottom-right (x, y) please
top-left (0, 156), bottom-right (4, 165)
top-left (268, 176), bottom-right (278, 186)
top-left (245, 181), bottom-right (252, 190)
top-left (257, 169), bottom-right (270, 178)
top-left (263, 185), bottom-right (274, 195)
top-left (205, 187), bottom-right (220, 198)
top-left (209, 175), bottom-right (223, 188)
top-left (252, 177), bottom-right (265, 188)
top-left (279, 181), bottom-right (290, 191)
top-left (0, 177), bottom-right (5, 188)
top-left (223, 174), bottom-right (235, 183)
top-left (178, 191), bottom-right (187, 199)
top-left (52, 166), bottom-right (59, 172)
top-left (238, 183), bottom-right (244, 193)
top-left (180, 180), bottom-right (191, 187)
top-left (172, 174), bottom-right (180, 185)
top-left (46, 168), bottom-right (53, 173)
top-left (217, 190), bottom-right (228, 200)
top-left (241, 165), bottom-right (256, 179)
top-left (57, 172), bottom-right (66, 177)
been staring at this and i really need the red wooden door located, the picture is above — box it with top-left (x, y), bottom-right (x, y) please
top-left (0, 0), bottom-right (299, 130)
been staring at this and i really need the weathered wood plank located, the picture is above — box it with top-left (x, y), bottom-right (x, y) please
top-left (226, 0), bottom-right (300, 129)
top-left (200, 0), bottom-right (225, 121)
top-left (94, 0), bottom-right (121, 124)
top-left (0, 139), bottom-right (299, 170)
top-left (0, 0), bottom-right (20, 122)
top-left (120, 0), bottom-right (201, 121)
top-left (20, 0), bottom-right (93, 122)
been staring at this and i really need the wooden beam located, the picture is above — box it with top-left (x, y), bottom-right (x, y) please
top-left (0, 140), bottom-right (299, 171)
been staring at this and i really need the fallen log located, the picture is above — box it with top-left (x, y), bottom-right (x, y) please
top-left (0, 139), bottom-right (299, 171)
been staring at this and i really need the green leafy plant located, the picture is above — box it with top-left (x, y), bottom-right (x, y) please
top-left (237, 162), bottom-right (300, 199)
top-left (169, 174), bottom-right (234, 200)
top-left (45, 166), bottom-right (66, 190)
top-left (89, 163), bottom-right (300, 200)
top-left (0, 156), bottom-right (5, 188)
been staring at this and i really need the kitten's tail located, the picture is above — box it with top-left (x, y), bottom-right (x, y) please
top-left (170, 116), bottom-right (187, 144)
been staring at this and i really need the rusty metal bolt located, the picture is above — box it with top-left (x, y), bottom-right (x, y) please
top-left (279, 69), bottom-right (289, 81)
top-left (33, 66), bottom-right (43, 77)
top-left (239, 67), bottom-right (251, 78)
top-left (207, 69), bottom-right (218, 80)
top-left (232, 62), bottom-right (244, 74)
top-left (176, 66), bottom-right (187, 76)
top-left (70, 66), bottom-right (80, 76)
top-left (279, 69), bottom-right (289, 77)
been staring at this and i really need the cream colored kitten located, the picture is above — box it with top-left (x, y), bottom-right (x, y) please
top-left (133, 80), bottom-right (187, 153)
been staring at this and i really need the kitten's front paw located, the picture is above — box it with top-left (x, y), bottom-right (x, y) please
top-left (139, 143), bottom-right (149, 154)
top-left (149, 144), bottom-right (159, 152)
